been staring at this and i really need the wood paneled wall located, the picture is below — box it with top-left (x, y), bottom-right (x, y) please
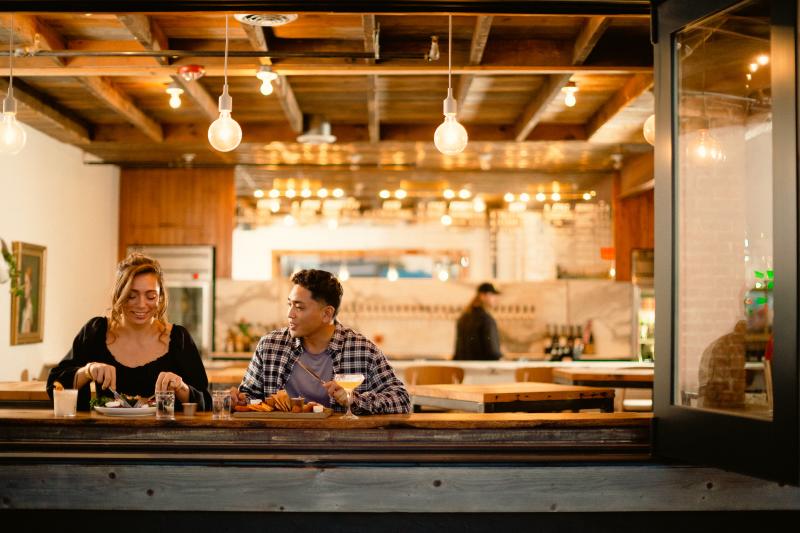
top-left (613, 177), bottom-right (654, 282)
top-left (119, 168), bottom-right (235, 278)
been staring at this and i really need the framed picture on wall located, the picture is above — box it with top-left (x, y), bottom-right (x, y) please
top-left (10, 242), bottom-right (46, 345)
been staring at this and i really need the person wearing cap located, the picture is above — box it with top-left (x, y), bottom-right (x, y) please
top-left (453, 282), bottom-right (503, 361)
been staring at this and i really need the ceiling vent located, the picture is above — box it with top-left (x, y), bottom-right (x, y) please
top-left (234, 14), bottom-right (298, 27)
top-left (297, 115), bottom-right (337, 145)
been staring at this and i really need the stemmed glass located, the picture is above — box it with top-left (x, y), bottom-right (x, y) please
top-left (333, 373), bottom-right (364, 420)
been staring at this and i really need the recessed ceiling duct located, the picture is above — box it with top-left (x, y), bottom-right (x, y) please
top-left (297, 115), bottom-right (337, 145)
top-left (234, 14), bottom-right (298, 27)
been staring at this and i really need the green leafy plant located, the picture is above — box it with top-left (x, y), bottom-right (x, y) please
top-left (0, 238), bottom-right (23, 298)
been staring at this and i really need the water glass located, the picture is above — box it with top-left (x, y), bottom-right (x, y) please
top-left (53, 389), bottom-right (78, 417)
top-left (212, 390), bottom-right (231, 420)
top-left (155, 391), bottom-right (175, 420)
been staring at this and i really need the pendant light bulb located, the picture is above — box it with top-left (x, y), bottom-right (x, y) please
top-left (256, 66), bottom-right (278, 96)
top-left (562, 81), bottom-right (578, 108)
top-left (208, 85), bottom-right (242, 152)
top-left (166, 82), bottom-right (184, 109)
top-left (2, 13), bottom-right (26, 155)
top-left (434, 15), bottom-right (468, 155)
top-left (208, 15), bottom-right (241, 152)
top-left (1, 95), bottom-right (26, 155)
top-left (643, 114), bottom-right (655, 145)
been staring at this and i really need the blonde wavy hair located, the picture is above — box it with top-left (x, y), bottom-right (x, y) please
top-left (107, 252), bottom-right (169, 345)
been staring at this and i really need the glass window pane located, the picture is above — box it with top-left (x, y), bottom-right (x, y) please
top-left (675, 0), bottom-right (773, 420)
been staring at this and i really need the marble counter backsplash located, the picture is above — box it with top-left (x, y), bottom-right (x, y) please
top-left (215, 278), bottom-right (633, 359)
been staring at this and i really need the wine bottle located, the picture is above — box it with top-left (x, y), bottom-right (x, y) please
top-left (566, 325), bottom-right (575, 358)
top-left (543, 324), bottom-right (553, 356)
top-left (573, 325), bottom-right (584, 359)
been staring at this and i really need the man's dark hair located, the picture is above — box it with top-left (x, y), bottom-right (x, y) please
top-left (291, 269), bottom-right (344, 317)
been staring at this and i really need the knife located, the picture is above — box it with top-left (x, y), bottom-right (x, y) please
top-left (109, 388), bottom-right (133, 408)
top-left (295, 360), bottom-right (326, 385)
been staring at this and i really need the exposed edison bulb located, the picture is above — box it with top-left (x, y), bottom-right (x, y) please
top-left (208, 85), bottom-right (242, 152)
top-left (582, 192), bottom-right (592, 201)
top-left (1, 94), bottom-right (27, 155)
top-left (259, 80), bottom-right (274, 96)
top-left (0, 112), bottom-right (26, 155)
top-left (379, 189), bottom-right (391, 199)
top-left (564, 92), bottom-right (577, 107)
top-left (690, 129), bottom-right (725, 164)
top-left (332, 188), bottom-right (345, 198)
top-left (643, 114), bottom-right (656, 146)
top-left (166, 82), bottom-right (184, 109)
top-left (434, 89), bottom-right (468, 155)
top-left (757, 54), bottom-right (769, 65)
top-left (435, 115), bottom-right (469, 155)
top-left (551, 192), bottom-right (561, 201)
top-left (395, 189), bottom-right (407, 199)
top-left (441, 214), bottom-right (453, 226)
top-left (443, 189), bottom-right (455, 199)
top-left (535, 192), bottom-right (547, 202)
top-left (503, 192), bottom-right (515, 203)
top-left (437, 269), bottom-right (450, 282)
top-left (317, 188), bottom-right (329, 198)
top-left (386, 266), bottom-right (399, 282)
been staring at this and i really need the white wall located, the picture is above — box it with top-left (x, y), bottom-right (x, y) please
top-left (0, 124), bottom-right (119, 381)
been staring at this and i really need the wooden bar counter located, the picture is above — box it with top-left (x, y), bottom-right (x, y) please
top-left (1, 409), bottom-right (797, 516)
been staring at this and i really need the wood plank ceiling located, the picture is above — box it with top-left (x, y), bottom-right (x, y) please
top-left (0, 8), bottom-right (654, 203)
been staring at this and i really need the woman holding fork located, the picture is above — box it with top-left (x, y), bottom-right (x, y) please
top-left (47, 253), bottom-right (211, 411)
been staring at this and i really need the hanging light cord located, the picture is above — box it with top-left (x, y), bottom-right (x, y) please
top-left (447, 14), bottom-right (452, 90)
top-left (223, 14), bottom-right (229, 86)
top-left (8, 12), bottom-right (13, 90)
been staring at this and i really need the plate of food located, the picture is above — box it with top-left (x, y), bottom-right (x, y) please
top-left (92, 395), bottom-right (156, 417)
top-left (94, 405), bottom-right (157, 417)
top-left (232, 390), bottom-right (332, 419)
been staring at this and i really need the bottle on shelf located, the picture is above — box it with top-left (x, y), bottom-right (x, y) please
top-left (566, 325), bottom-right (576, 358)
top-left (573, 325), bottom-right (584, 359)
top-left (543, 324), bottom-right (553, 356)
top-left (583, 320), bottom-right (595, 355)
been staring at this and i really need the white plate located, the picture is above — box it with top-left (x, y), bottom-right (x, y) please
top-left (94, 406), bottom-right (156, 417)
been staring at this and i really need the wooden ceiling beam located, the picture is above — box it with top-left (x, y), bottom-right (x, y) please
top-left (237, 19), bottom-right (303, 134)
top-left (78, 76), bottom-right (163, 142)
top-left (363, 15), bottom-right (380, 142)
top-left (456, 15), bottom-right (494, 121)
top-left (116, 14), bottom-right (216, 122)
top-left (512, 16), bottom-right (610, 142)
top-left (0, 78), bottom-right (91, 143)
top-left (366, 75), bottom-right (380, 143)
top-left (0, 14), bottom-right (65, 67)
top-left (586, 73), bottom-right (654, 140)
top-left (116, 15), bottom-right (170, 66)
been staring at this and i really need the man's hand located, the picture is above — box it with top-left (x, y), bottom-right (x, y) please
top-left (230, 386), bottom-right (250, 406)
top-left (323, 380), bottom-right (348, 406)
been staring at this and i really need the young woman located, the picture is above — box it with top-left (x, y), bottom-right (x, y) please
top-left (47, 253), bottom-right (211, 411)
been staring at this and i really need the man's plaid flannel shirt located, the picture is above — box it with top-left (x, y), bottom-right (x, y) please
top-left (239, 321), bottom-right (410, 414)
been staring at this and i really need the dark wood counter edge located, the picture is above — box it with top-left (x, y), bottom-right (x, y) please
top-left (0, 410), bottom-right (652, 463)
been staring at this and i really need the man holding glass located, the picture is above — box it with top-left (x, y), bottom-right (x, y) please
top-left (231, 269), bottom-right (410, 415)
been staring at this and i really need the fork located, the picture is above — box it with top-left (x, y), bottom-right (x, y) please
top-left (133, 395), bottom-right (155, 408)
top-left (109, 388), bottom-right (133, 408)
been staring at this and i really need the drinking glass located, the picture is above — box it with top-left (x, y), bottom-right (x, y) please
top-left (212, 390), bottom-right (232, 420)
top-left (333, 373), bottom-right (364, 420)
top-left (155, 391), bottom-right (175, 420)
top-left (53, 389), bottom-right (78, 417)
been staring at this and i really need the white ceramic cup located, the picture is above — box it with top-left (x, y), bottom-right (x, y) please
top-left (53, 389), bottom-right (78, 417)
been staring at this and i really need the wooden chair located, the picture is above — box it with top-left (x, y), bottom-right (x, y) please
top-left (514, 366), bottom-right (554, 383)
top-left (404, 365), bottom-right (464, 386)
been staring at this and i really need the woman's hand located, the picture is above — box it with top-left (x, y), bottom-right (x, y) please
top-left (84, 362), bottom-right (116, 391)
top-left (323, 380), bottom-right (348, 406)
top-left (155, 371), bottom-right (188, 393)
top-left (156, 371), bottom-right (190, 403)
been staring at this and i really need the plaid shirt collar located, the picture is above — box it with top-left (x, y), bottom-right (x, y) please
top-left (287, 321), bottom-right (347, 370)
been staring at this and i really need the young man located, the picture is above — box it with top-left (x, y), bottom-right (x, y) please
top-left (232, 269), bottom-right (410, 414)
top-left (453, 282), bottom-right (503, 361)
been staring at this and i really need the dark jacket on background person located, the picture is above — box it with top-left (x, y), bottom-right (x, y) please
top-left (453, 306), bottom-right (503, 361)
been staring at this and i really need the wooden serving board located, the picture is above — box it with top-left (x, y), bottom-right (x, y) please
top-left (232, 408), bottom-right (333, 419)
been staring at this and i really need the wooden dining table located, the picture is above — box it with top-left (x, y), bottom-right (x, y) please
top-left (0, 380), bottom-right (50, 408)
top-left (552, 367), bottom-right (654, 389)
top-left (407, 382), bottom-right (615, 413)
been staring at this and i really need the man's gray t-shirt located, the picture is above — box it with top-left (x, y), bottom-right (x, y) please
top-left (285, 348), bottom-right (334, 406)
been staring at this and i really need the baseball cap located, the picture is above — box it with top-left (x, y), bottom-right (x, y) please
top-left (477, 282), bottom-right (500, 294)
